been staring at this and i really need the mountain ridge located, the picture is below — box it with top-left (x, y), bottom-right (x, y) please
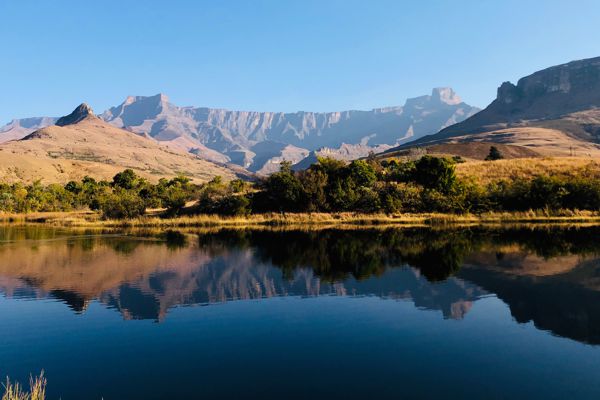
top-left (394, 56), bottom-right (600, 158)
top-left (0, 88), bottom-right (479, 173)
top-left (0, 105), bottom-right (239, 184)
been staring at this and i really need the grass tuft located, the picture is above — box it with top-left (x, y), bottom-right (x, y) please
top-left (2, 372), bottom-right (46, 400)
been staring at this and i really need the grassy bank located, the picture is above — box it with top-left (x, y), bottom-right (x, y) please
top-left (3, 210), bottom-right (600, 229)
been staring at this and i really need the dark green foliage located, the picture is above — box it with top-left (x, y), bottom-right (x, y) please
top-left (245, 156), bottom-right (600, 214)
top-left (112, 169), bottom-right (141, 190)
top-left (2, 154), bottom-right (600, 218)
top-left (158, 175), bottom-right (196, 215)
top-left (99, 189), bottom-right (146, 219)
top-left (0, 169), bottom-right (201, 219)
top-left (259, 161), bottom-right (304, 212)
top-left (413, 156), bottom-right (457, 193)
top-left (485, 146), bottom-right (504, 161)
top-left (348, 160), bottom-right (377, 187)
top-left (196, 176), bottom-right (251, 215)
top-left (298, 168), bottom-right (328, 211)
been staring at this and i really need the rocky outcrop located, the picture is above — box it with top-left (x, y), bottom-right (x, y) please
top-left (100, 88), bottom-right (478, 170)
top-left (0, 88), bottom-right (478, 171)
top-left (405, 56), bottom-right (600, 149)
top-left (55, 103), bottom-right (96, 126)
top-left (0, 104), bottom-right (239, 184)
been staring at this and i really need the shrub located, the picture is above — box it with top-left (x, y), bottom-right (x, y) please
top-left (485, 146), bottom-right (504, 161)
top-left (99, 190), bottom-right (146, 219)
top-left (413, 156), bottom-right (457, 193)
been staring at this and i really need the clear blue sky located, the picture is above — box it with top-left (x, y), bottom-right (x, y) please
top-left (1, 0), bottom-right (599, 123)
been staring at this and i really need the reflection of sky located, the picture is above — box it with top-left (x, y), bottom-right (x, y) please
top-left (2, 294), bottom-right (600, 400)
top-left (2, 228), bottom-right (600, 399)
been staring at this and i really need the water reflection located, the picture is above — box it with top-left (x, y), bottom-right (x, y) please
top-left (1, 226), bottom-right (600, 343)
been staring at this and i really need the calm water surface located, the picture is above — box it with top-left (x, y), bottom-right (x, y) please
top-left (1, 226), bottom-right (600, 399)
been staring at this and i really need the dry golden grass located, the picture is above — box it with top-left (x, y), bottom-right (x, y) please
top-left (4, 210), bottom-right (600, 229)
top-left (428, 126), bottom-right (600, 157)
top-left (0, 117), bottom-right (236, 184)
top-left (457, 157), bottom-right (600, 184)
top-left (426, 142), bottom-right (540, 160)
top-left (2, 373), bottom-right (46, 400)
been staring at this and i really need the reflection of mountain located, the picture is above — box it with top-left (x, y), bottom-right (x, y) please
top-left (460, 257), bottom-right (600, 344)
top-left (0, 229), bottom-right (484, 321)
top-left (3, 226), bottom-right (600, 344)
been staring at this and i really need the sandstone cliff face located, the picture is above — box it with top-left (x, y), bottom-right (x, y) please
top-left (491, 56), bottom-right (600, 120)
top-left (99, 88), bottom-right (477, 172)
top-left (0, 88), bottom-right (478, 173)
top-left (407, 56), bottom-right (600, 148)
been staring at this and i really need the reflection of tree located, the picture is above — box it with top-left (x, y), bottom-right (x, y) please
top-left (196, 229), bottom-right (480, 282)
top-left (6, 225), bottom-right (600, 335)
top-left (109, 240), bottom-right (141, 255)
top-left (160, 230), bottom-right (187, 250)
top-left (490, 227), bottom-right (600, 259)
top-left (195, 226), bottom-right (600, 284)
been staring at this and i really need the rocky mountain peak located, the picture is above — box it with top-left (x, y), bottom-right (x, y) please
top-left (496, 81), bottom-right (520, 105)
top-left (431, 87), bottom-right (462, 105)
top-left (401, 55), bottom-right (600, 154)
top-left (124, 93), bottom-right (169, 105)
top-left (55, 103), bottom-right (96, 126)
top-left (492, 56), bottom-right (600, 118)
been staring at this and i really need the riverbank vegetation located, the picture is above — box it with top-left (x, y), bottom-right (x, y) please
top-left (2, 373), bottom-right (46, 400)
top-left (2, 155), bottom-right (600, 221)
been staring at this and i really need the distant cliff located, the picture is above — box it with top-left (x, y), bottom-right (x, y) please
top-left (0, 88), bottom-right (478, 173)
top-left (397, 56), bottom-right (600, 158)
top-left (99, 88), bottom-right (478, 172)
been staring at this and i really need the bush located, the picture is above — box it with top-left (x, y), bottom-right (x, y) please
top-left (413, 156), bottom-right (457, 193)
top-left (99, 190), bottom-right (146, 219)
top-left (485, 146), bottom-right (504, 161)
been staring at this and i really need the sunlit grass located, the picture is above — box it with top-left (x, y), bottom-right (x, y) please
top-left (2, 372), bottom-right (46, 400)
top-left (456, 157), bottom-right (600, 184)
top-left (3, 210), bottom-right (600, 229)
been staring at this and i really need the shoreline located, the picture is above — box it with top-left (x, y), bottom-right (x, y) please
top-left (2, 210), bottom-right (600, 229)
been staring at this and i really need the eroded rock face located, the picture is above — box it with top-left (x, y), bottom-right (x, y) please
top-left (99, 88), bottom-right (478, 171)
top-left (55, 103), bottom-right (96, 126)
top-left (0, 88), bottom-right (478, 172)
top-left (492, 56), bottom-right (600, 119)
top-left (403, 56), bottom-right (600, 149)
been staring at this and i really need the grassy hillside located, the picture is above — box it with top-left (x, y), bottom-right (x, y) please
top-left (0, 116), bottom-right (237, 184)
top-left (456, 157), bottom-right (600, 184)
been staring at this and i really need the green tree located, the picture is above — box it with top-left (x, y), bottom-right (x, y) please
top-left (348, 160), bottom-right (377, 187)
top-left (99, 189), bottom-right (146, 219)
top-left (485, 146), bottom-right (504, 161)
top-left (413, 156), bottom-right (457, 193)
top-left (112, 169), bottom-right (140, 190)
top-left (261, 161), bottom-right (304, 211)
top-left (298, 168), bottom-right (328, 211)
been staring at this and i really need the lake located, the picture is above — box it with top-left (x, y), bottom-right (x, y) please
top-left (1, 225), bottom-right (600, 399)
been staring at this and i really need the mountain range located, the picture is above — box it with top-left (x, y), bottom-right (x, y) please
top-left (391, 56), bottom-right (600, 158)
top-left (0, 104), bottom-right (237, 183)
top-left (5, 55), bottom-right (600, 184)
top-left (0, 88), bottom-right (479, 176)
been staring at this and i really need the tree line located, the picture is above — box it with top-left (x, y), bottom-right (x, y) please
top-left (1, 155), bottom-right (600, 218)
